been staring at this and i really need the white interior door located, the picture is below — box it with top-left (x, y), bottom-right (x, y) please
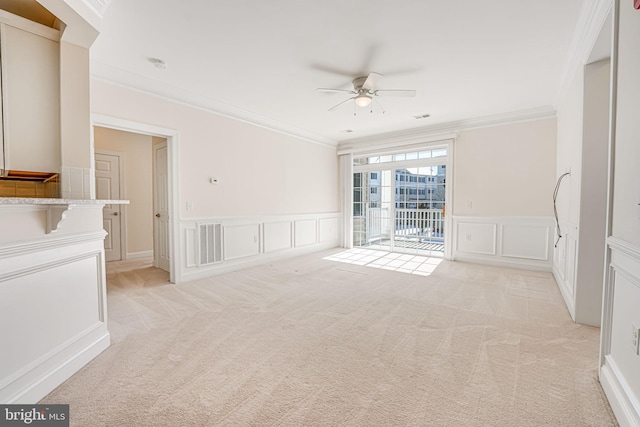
top-left (154, 141), bottom-right (170, 272)
top-left (95, 152), bottom-right (123, 262)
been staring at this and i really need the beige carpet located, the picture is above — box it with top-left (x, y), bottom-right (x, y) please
top-left (41, 249), bottom-right (617, 426)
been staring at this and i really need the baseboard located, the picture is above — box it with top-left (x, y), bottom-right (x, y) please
top-left (1, 324), bottom-right (110, 404)
top-left (179, 241), bottom-right (339, 283)
top-left (126, 250), bottom-right (153, 260)
top-left (453, 254), bottom-right (552, 272)
top-left (600, 356), bottom-right (640, 427)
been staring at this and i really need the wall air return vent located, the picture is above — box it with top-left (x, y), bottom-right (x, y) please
top-left (198, 223), bottom-right (222, 265)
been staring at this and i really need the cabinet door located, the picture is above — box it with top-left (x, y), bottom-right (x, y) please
top-left (1, 23), bottom-right (60, 172)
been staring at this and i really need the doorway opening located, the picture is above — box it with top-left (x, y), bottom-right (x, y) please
top-left (92, 115), bottom-right (178, 283)
top-left (352, 146), bottom-right (450, 257)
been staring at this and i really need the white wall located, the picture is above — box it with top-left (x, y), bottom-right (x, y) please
top-left (574, 58), bottom-right (610, 326)
top-left (454, 118), bottom-right (557, 217)
top-left (94, 127), bottom-right (153, 256)
top-left (91, 80), bottom-right (340, 218)
top-left (600, 2), bottom-right (640, 425)
top-left (91, 80), bottom-right (341, 281)
top-left (553, 7), bottom-right (611, 326)
top-left (59, 37), bottom-right (93, 198)
top-left (451, 118), bottom-right (556, 270)
top-left (0, 0), bottom-right (109, 405)
top-left (611, 10), bottom-right (640, 245)
top-left (553, 53), bottom-right (611, 326)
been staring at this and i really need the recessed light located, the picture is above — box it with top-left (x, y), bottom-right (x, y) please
top-left (413, 113), bottom-right (431, 119)
top-left (149, 58), bottom-right (167, 69)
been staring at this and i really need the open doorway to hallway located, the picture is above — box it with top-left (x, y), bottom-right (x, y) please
top-left (94, 127), bottom-right (170, 273)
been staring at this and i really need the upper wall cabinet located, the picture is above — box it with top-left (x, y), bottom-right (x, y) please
top-left (0, 10), bottom-right (60, 173)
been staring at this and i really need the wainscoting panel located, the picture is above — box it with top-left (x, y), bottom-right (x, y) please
top-left (294, 219), bottom-right (317, 248)
top-left (263, 221), bottom-right (292, 253)
top-left (501, 224), bottom-right (550, 260)
top-left (600, 237), bottom-right (640, 427)
top-left (455, 222), bottom-right (496, 255)
top-left (0, 204), bottom-right (109, 403)
top-left (223, 224), bottom-right (260, 261)
top-left (552, 220), bottom-right (578, 319)
top-left (319, 217), bottom-right (339, 243)
top-left (452, 216), bottom-right (554, 270)
top-left (179, 212), bottom-right (339, 282)
top-left (0, 254), bottom-right (101, 382)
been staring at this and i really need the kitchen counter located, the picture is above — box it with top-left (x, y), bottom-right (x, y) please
top-left (0, 198), bottom-right (129, 205)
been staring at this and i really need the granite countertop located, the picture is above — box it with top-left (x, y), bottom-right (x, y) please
top-left (0, 198), bottom-right (130, 205)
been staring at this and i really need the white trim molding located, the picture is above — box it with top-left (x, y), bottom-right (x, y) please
top-left (126, 250), bottom-right (153, 260)
top-left (90, 71), bottom-right (337, 148)
top-left (600, 236), bottom-right (640, 427)
top-left (179, 212), bottom-right (340, 282)
top-left (452, 216), bottom-right (554, 271)
top-left (555, 0), bottom-right (614, 109)
top-left (0, 205), bottom-right (109, 403)
top-left (338, 106), bottom-right (555, 155)
top-left (91, 114), bottom-right (180, 284)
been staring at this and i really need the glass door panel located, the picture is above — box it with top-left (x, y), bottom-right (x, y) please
top-left (393, 165), bottom-right (445, 256)
top-left (353, 170), bottom-right (392, 250)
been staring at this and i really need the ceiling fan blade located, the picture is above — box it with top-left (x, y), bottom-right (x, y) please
top-left (316, 88), bottom-right (356, 94)
top-left (328, 97), bottom-right (355, 112)
top-left (374, 89), bottom-right (417, 97)
top-left (362, 72), bottom-right (383, 91)
top-left (310, 63), bottom-right (357, 78)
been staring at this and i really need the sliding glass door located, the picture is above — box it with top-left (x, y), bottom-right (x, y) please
top-left (352, 147), bottom-right (448, 257)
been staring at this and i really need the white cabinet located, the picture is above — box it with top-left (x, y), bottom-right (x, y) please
top-left (0, 11), bottom-right (60, 173)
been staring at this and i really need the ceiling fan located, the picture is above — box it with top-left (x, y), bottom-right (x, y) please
top-left (316, 72), bottom-right (416, 112)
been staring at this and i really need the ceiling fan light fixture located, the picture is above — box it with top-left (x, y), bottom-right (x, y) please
top-left (354, 94), bottom-right (372, 107)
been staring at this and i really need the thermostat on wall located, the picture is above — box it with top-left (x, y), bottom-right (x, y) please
top-left (209, 177), bottom-right (219, 184)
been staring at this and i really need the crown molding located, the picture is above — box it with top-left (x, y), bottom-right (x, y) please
top-left (82, 0), bottom-right (111, 16)
top-left (337, 105), bottom-right (556, 154)
top-left (554, 0), bottom-right (613, 110)
top-left (90, 61), bottom-right (338, 148)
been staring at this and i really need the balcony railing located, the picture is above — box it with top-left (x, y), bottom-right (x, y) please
top-left (394, 208), bottom-right (444, 239)
top-left (354, 207), bottom-right (444, 250)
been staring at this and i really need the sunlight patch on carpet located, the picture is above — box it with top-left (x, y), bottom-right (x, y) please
top-left (323, 248), bottom-right (442, 276)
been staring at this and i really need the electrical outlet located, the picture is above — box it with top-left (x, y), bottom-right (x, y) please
top-left (633, 324), bottom-right (640, 355)
top-left (466, 202), bottom-right (473, 209)
top-left (466, 234), bottom-right (472, 241)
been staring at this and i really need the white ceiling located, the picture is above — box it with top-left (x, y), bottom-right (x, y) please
top-left (90, 0), bottom-right (584, 145)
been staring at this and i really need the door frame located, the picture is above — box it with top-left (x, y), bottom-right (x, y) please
top-left (91, 114), bottom-right (180, 283)
top-left (95, 150), bottom-right (127, 262)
